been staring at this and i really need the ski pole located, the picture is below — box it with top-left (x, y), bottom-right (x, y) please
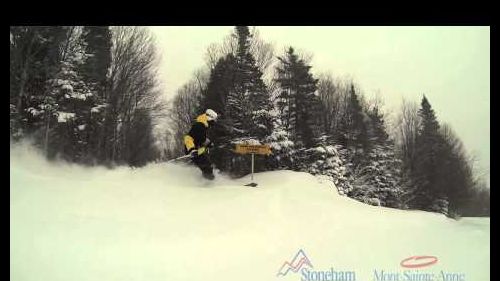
top-left (166, 154), bottom-right (192, 163)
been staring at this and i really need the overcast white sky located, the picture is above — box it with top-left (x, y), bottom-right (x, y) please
top-left (149, 26), bottom-right (490, 186)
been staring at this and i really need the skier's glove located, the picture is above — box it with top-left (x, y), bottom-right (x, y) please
top-left (197, 146), bottom-right (206, 155)
top-left (189, 147), bottom-right (206, 158)
top-left (188, 148), bottom-right (198, 158)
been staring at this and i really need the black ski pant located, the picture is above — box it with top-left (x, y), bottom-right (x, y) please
top-left (191, 153), bottom-right (213, 176)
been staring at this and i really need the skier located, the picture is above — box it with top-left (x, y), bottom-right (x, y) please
top-left (183, 109), bottom-right (218, 180)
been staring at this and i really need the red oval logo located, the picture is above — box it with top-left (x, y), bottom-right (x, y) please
top-left (400, 256), bottom-right (438, 268)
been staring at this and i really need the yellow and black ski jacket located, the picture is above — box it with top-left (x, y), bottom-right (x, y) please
top-left (184, 113), bottom-right (210, 154)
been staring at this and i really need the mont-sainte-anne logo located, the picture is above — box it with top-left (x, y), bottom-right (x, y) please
top-left (277, 249), bottom-right (314, 277)
top-left (400, 255), bottom-right (438, 268)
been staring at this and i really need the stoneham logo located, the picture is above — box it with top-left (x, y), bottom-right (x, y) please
top-left (277, 249), bottom-right (314, 277)
top-left (277, 249), bottom-right (356, 281)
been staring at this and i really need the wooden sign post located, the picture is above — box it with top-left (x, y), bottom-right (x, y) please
top-left (234, 144), bottom-right (272, 187)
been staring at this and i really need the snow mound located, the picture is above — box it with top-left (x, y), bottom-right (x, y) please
top-left (10, 143), bottom-right (489, 281)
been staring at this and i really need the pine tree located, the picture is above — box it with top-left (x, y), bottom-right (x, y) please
top-left (346, 103), bottom-right (404, 207)
top-left (46, 61), bottom-right (92, 161)
top-left (411, 95), bottom-right (446, 212)
top-left (202, 55), bottom-right (237, 116)
top-left (229, 26), bottom-right (273, 141)
top-left (266, 111), bottom-right (296, 170)
top-left (43, 28), bottom-right (101, 162)
top-left (349, 142), bottom-right (404, 207)
top-left (19, 27), bottom-right (72, 152)
top-left (81, 26), bottom-right (112, 94)
top-left (223, 26), bottom-right (274, 176)
top-left (11, 27), bottom-right (69, 140)
top-left (201, 54), bottom-right (238, 172)
top-left (272, 47), bottom-right (357, 192)
top-left (79, 26), bottom-right (112, 162)
top-left (367, 105), bottom-right (389, 145)
top-left (437, 124), bottom-right (476, 217)
top-left (295, 135), bottom-right (353, 195)
top-left (337, 84), bottom-right (370, 166)
top-left (274, 47), bottom-right (322, 148)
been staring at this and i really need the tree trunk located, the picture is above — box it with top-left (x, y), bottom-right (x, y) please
top-left (16, 31), bottom-right (37, 128)
top-left (44, 113), bottom-right (50, 155)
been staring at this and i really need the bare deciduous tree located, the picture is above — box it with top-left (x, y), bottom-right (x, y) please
top-left (103, 26), bottom-right (161, 164)
top-left (205, 27), bottom-right (275, 76)
top-left (165, 78), bottom-right (204, 157)
top-left (316, 73), bottom-right (352, 137)
top-left (394, 98), bottom-right (421, 171)
top-left (204, 43), bottom-right (222, 71)
top-left (248, 27), bottom-right (275, 74)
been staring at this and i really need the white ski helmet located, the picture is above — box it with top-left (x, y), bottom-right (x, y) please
top-left (205, 109), bottom-right (218, 121)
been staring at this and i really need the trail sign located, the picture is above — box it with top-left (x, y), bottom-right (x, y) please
top-left (234, 144), bottom-right (272, 187)
top-left (235, 144), bottom-right (272, 155)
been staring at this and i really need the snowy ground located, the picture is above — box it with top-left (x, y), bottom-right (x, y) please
top-left (10, 143), bottom-right (489, 281)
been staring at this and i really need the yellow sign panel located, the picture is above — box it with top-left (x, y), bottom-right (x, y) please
top-left (235, 144), bottom-right (272, 155)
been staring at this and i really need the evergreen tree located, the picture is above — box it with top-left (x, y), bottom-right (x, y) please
top-left (436, 124), bottom-right (476, 217)
top-left (223, 26), bottom-right (274, 176)
top-left (229, 26), bottom-right (273, 140)
top-left (367, 104), bottom-right (389, 145)
top-left (274, 47), bottom-right (322, 148)
top-left (266, 110), bottom-right (296, 170)
top-left (42, 27), bottom-right (102, 163)
top-left (202, 55), bottom-right (236, 115)
top-left (11, 26), bottom-right (69, 140)
top-left (295, 136), bottom-right (353, 195)
top-left (21, 27), bottom-right (73, 152)
top-left (81, 26), bottom-right (112, 94)
top-left (344, 102), bottom-right (404, 207)
top-left (11, 26), bottom-right (158, 168)
top-left (411, 95), bottom-right (446, 212)
top-left (337, 84), bottom-right (370, 167)
top-left (201, 54), bottom-right (238, 172)
top-left (80, 26), bottom-right (112, 162)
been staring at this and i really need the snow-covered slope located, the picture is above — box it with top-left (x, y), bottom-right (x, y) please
top-left (10, 144), bottom-right (489, 281)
